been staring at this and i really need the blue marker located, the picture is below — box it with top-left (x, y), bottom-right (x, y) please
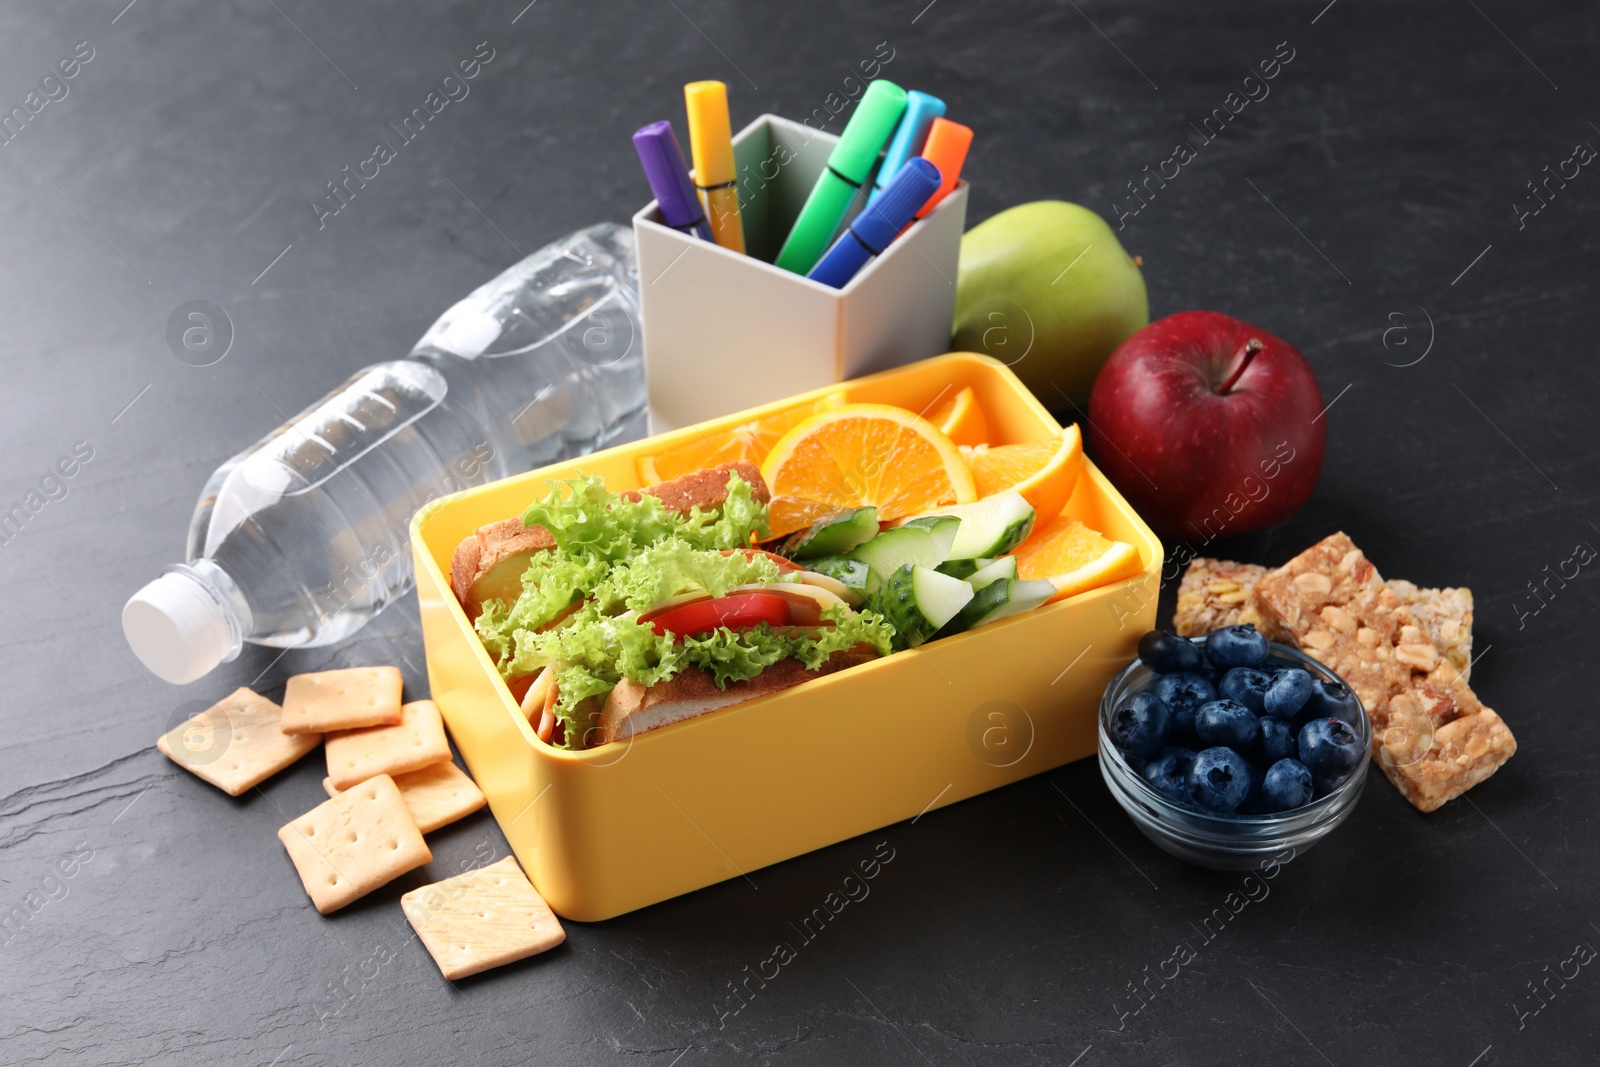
top-left (808, 157), bottom-right (941, 289)
top-left (866, 90), bottom-right (945, 206)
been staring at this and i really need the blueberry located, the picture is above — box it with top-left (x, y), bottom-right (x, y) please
top-left (1195, 699), bottom-right (1260, 749)
top-left (1298, 717), bottom-right (1364, 784)
top-left (1138, 630), bottom-right (1203, 674)
top-left (1256, 717), bottom-right (1296, 765)
top-left (1312, 771), bottom-right (1354, 799)
top-left (1151, 671), bottom-right (1217, 711)
top-left (1141, 746), bottom-right (1197, 804)
top-left (1150, 671), bottom-right (1217, 746)
top-left (1263, 668), bottom-right (1313, 719)
top-left (1302, 677), bottom-right (1363, 727)
top-left (1204, 624), bottom-right (1269, 669)
top-left (1187, 747), bottom-right (1252, 813)
top-left (1219, 668), bottom-right (1273, 713)
top-left (1110, 691), bottom-right (1171, 760)
top-left (1259, 759), bottom-right (1315, 812)
top-left (1238, 761), bottom-right (1270, 814)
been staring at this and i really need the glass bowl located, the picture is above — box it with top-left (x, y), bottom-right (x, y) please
top-left (1097, 639), bottom-right (1370, 870)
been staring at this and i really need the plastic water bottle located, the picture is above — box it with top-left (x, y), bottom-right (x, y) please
top-left (123, 223), bottom-right (646, 685)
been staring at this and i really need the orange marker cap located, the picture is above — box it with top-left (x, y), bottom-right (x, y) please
top-left (914, 118), bottom-right (973, 219)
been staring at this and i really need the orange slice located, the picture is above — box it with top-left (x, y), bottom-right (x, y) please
top-left (636, 392), bottom-right (845, 484)
top-left (924, 386), bottom-right (990, 447)
top-left (962, 425), bottom-right (1084, 525)
top-left (760, 403), bottom-right (976, 537)
top-left (1013, 513), bottom-right (1144, 602)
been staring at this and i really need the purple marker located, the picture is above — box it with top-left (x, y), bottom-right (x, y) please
top-left (632, 121), bottom-right (712, 241)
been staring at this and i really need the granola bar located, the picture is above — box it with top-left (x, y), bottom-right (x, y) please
top-left (1172, 558), bottom-right (1280, 640)
top-left (1246, 533), bottom-right (1514, 813)
top-left (1384, 579), bottom-right (1475, 678)
top-left (1174, 557), bottom-right (1475, 678)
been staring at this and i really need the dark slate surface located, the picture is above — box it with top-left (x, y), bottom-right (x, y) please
top-left (2, 1), bottom-right (1596, 1063)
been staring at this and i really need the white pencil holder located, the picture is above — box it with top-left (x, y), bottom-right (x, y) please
top-left (633, 113), bottom-right (968, 433)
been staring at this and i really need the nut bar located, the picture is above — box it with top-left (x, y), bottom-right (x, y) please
top-left (1383, 579), bottom-right (1475, 679)
top-left (1246, 533), bottom-right (1514, 813)
top-left (1175, 557), bottom-right (1475, 678)
top-left (1173, 558), bottom-right (1280, 641)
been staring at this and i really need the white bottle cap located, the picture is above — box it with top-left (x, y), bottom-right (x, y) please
top-left (123, 571), bottom-right (235, 684)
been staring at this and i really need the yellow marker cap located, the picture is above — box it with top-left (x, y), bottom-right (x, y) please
top-left (683, 80), bottom-right (736, 188)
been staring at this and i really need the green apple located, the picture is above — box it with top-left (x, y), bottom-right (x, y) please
top-left (952, 201), bottom-right (1148, 408)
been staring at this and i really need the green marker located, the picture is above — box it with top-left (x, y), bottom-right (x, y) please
top-left (774, 79), bottom-right (908, 275)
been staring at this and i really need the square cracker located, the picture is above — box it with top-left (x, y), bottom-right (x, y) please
top-left (324, 699), bottom-right (451, 790)
top-left (277, 774), bottom-right (431, 914)
top-left (156, 687), bottom-right (320, 796)
top-left (281, 666), bottom-right (403, 734)
top-left (322, 761), bottom-right (486, 833)
top-left (402, 856), bottom-right (565, 980)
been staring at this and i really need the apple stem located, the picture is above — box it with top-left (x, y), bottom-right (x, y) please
top-left (1217, 338), bottom-right (1264, 394)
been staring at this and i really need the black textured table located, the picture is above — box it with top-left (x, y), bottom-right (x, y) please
top-left (3, 1), bottom-right (1596, 1063)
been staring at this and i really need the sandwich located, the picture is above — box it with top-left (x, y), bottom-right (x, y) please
top-left (454, 462), bottom-right (894, 749)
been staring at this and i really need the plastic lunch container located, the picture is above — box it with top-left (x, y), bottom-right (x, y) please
top-left (1097, 640), bottom-right (1372, 871)
top-left (411, 352), bottom-right (1163, 920)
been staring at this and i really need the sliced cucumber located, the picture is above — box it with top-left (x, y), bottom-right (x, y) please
top-left (865, 564), bottom-right (975, 649)
top-left (921, 493), bottom-right (1036, 559)
top-left (965, 556), bottom-right (1018, 590)
top-left (899, 514), bottom-right (962, 552)
top-left (934, 577), bottom-right (1056, 639)
top-left (937, 556), bottom-right (996, 581)
top-left (800, 556), bottom-right (871, 603)
top-left (846, 516), bottom-right (960, 592)
top-left (781, 507), bottom-right (880, 560)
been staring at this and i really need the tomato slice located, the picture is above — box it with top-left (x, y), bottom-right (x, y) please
top-left (647, 592), bottom-right (792, 639)
top-left (729, 583), bottom-right (831, 626)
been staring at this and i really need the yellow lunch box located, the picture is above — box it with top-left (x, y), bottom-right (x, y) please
top-left (410, 352), bottom-right (1163, 921)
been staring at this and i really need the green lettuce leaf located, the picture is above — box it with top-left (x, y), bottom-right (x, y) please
top-left (549, 663), bottom-right (616, 746)
top-left (516, 470), bottom-right (767, 561)
top-left (473, 549), bottom-right (609, 652)
top-left (680, 624), bottom-right (794, 688)
top-left (473, 598), bottom-right (514, 664)
top-left (791, 603), bottom-right (897, 669)
top-left (477, 470), bottom-right (771, 657)
top-left (594, 538), bottom-right (781, 613)
top-left (675, 473), bottom-right (771, 549)
top-left (520, 476), bottom-right (682, 563)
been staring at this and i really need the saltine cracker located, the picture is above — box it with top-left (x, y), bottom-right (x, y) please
top-left (281, 666), bottom-right (403, 734)
top-left (324, 699), bottom-right (451, 790)
top-left (277, 774), bottom-right (431, 914)
top-left (322, 761), bottom-right (486, 833)
top-left (402, 856), bottom-right (565, 979)
top-left (156, 687), bottom-right (319, 796)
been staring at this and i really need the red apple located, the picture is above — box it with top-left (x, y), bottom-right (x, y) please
top-left (1086, 311), bottom-right (1326, 541)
